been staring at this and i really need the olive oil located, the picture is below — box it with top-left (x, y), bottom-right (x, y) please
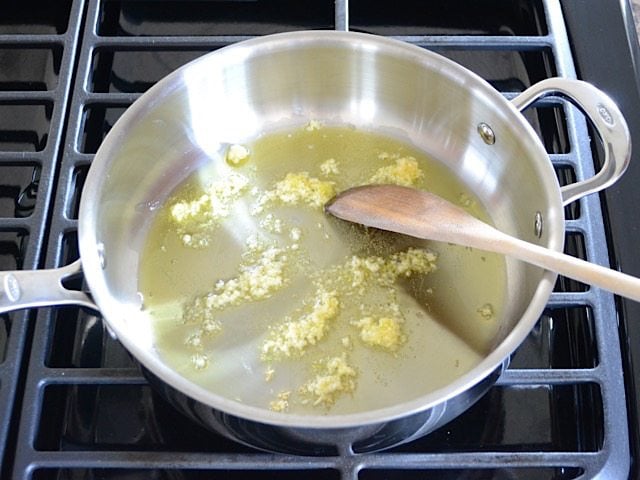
top-left (139, 124), bottom-right (506, 415)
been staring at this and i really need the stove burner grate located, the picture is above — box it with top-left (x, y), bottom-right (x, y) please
top-left (0, 1), bottom-right (634, 479)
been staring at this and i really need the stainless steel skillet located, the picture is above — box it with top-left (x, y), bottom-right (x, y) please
top-left (0, 31), bottom-right (630, 454)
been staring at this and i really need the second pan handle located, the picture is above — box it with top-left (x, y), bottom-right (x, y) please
top-left (512, 77), bottom-right (631, 206)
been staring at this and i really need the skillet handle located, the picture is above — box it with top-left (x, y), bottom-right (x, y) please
top-left (511, 77), bottom-right (631, 206)
top-left (0, 259), bottom-right (98, 315)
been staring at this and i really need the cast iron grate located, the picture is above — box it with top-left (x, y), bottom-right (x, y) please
top-left (2, 0), bottom-right (631, 479)
top-left (0, 1), bottom-right (83, 476)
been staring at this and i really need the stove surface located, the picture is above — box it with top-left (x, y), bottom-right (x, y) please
top-left (1, 1), bottom-right (638, 479)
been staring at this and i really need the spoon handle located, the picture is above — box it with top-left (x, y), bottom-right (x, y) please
top-left (480, 227), bottom-right (640, 302)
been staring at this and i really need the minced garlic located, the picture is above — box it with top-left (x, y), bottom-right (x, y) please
top-left (300, 354), bottom-right (357, 407)
top-left (225, 144), bottom-right (250, 166)
top-left (333, 248), bottom-right (437, 293)
top-left (320, 158), bottom-right (340, 176)
top-left (215, 247), bottom-right (286, 302)
top-left (289, 227), bottom-right (302, 242)
top-left (270, 390), bottom-right (291, 412)
top-left (261, 289), bottom-right (340, 360)
top-left (386, 247), bottom-right (438, 279)
top-left (254, 172), bottom-right (336, 213)
top-left (190, 353), bottom-right (209, 370)
top-left (169, 172), bottom-right (249, 247)
top-left (182, 245), bottom-right (289, 324)
top-left (369, 156), bottom-right (424, 187)
top-left (170, 194), bottom-right (209, 224)
top-left (477, 303), bottom-right (494, 321)
top-left (352, 316), bottom-right (406, 352)
top-left (184, 331), bottom-right (203, 349)
top-left (265, 366), bottom-right (275, 382)
top-left (260, 213), bottom-right (284, 234)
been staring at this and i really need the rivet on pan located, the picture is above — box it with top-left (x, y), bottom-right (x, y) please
top-left (477, 122), bottom-right (496, 145)
top-left (534, 212), bottom-right (543, 238)
top-left (97, 242), bottom-right (106, 269)
top-left (3, 273), bottom-right (21, 302)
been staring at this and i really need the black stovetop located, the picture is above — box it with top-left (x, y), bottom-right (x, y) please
top-left (1, 1), bottom-right (639, 479)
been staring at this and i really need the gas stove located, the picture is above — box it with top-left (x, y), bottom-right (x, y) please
top-left (1, 1), bottom-right (639, 479)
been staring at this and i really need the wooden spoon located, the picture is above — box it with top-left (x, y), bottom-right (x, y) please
top-left (325, 184), bottom-right (640, 303)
